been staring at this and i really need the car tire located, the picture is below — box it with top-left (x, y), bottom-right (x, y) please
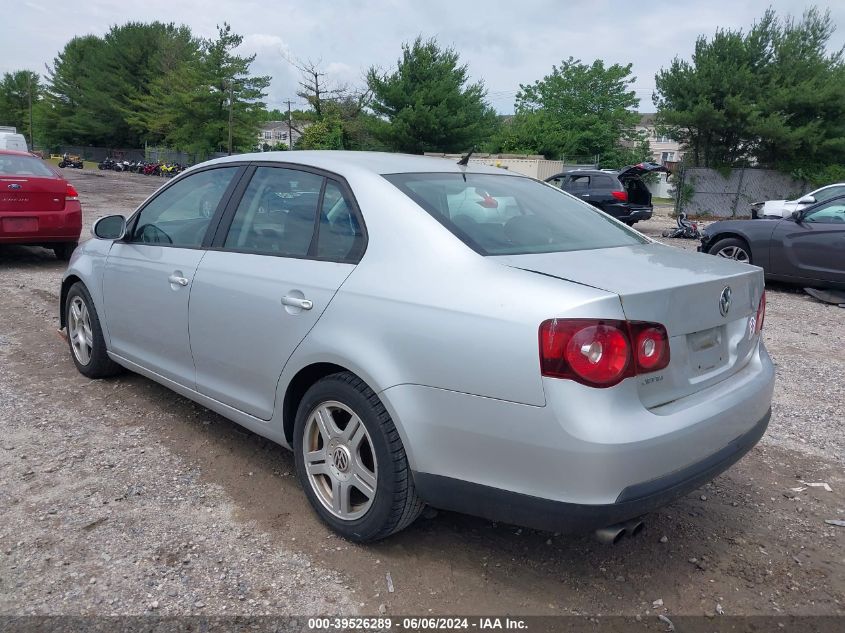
top-left (293, 371), bottom-right (424, 542)
top-left (709, 237), bottom-right (752, 264)
top-left (65, 282), bottom-right (123, 379)
top-left (52, 242), bottom-right (78, 261)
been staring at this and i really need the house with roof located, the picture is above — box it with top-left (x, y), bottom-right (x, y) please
top-left (257, 120), bottom-right (311, 150)
top-left (636, 113), bottom-right (684, 165)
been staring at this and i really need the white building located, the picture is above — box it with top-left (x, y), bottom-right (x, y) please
top-left (636, 113), bottom-right (684, 164)
top-left (257, 120), bottom-right (310, 149)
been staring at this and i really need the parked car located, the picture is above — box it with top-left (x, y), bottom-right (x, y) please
top-left (0, 149), bottom-right (81, 260)
top-left (700, 195), bottom-right (845, 289)
top-left (60, 152), bottom-right (773, 542)
top-left (545, 162), bottom-right (668, 225)
top-left (752, 182), bottom-right (845, 219)
top-left (0, 126), bottom-right (28, 152)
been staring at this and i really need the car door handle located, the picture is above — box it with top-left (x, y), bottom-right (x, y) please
top-left (281, 296), bottom-right (313, 310)
top-left (168, 274), bottom-right (189, 287)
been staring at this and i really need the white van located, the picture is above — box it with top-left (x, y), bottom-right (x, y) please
top-left (0, 126), bottom-right (28, 151)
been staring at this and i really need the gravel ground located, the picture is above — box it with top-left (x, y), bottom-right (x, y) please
top-left (0, 169), bottom-right (842, 617)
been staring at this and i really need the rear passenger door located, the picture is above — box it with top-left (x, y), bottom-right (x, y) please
top-left (188, 165), bottom-right (365, 420)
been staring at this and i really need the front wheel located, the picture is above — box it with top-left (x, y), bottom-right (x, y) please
top-left (710, 237), bottom-right (752, 264)
top-left (65, 282), bottom-right (123, 378)
top-left (293, 372), bottom-right (424, 542)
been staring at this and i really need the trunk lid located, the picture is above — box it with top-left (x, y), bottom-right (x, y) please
top-left (0, 176), bottom-right (66, 213)
top-left (617, 161), bottom-right (669, 181)
top-left (494, 243), bottom-right (765, 408)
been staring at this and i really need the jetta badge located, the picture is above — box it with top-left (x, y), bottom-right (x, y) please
top-left (7, 183), bottom-right (22, 190)
top-left (719, 286), bottom-right (732, 317)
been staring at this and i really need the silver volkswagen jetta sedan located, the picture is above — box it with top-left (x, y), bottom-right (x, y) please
top-left (60, 152), bottom-right (774, 542)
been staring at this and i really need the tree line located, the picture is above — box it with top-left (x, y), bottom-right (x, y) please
top-left (1, 6), bottom-right (843, 174)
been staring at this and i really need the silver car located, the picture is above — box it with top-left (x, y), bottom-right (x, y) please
top-left (60, 152), bottom-right (774, 542)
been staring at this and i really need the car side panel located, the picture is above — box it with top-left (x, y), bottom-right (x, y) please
top-left (61, 238), bottom-right (113, 334)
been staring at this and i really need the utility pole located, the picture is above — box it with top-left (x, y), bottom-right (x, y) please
top-left (27, 73), bottom-right (33, 150)
top-left (284, 100), bottom-right (293, 150)
top-left (227, 81), bottom-right (234, 156)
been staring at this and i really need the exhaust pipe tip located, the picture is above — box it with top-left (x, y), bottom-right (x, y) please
top-left (595, 518), bottom-right (645, 544)
top-left (623, 518), bottom-right (645, 538)
top-left (595, 525), bottom-right (627, 545)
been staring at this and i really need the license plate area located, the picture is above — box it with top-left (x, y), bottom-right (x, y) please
top-left (2, 217), bottom-right (38, 232)
top-left (687, 326), bottom-right (727, 374)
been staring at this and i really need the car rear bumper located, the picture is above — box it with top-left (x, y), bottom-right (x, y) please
top-left (0, 203), bottom-right (82, 243)
top-left (605, 203), bottom-right (653, 223)
top-left (413, 408), bottom-right (768, 531)
top-left (381, 341), bottom-right (774, 531)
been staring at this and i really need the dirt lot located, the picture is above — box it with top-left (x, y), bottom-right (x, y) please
top-left (1, 168), bottom-right (843, 618)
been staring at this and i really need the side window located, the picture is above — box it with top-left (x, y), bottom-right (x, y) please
top-left (224, 167), bottom-right (323, 257)
top-left (804, 201), bottom-right (845, 224)
top-left (128, 167), bottom-right (238, 247)
top-left (316, 181), bottom-right (364, 261)
top-left (568, 175), bottom-right (590, 192)
top-left (595, 175), bottom-right (616, 188)
top-left (547, 176), bottom-right (564, 189)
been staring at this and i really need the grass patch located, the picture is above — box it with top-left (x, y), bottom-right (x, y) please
top-left (652, 196), bottom-right (674, 204)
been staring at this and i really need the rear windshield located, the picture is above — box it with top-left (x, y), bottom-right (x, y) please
top-left (384, 172), bottom-right (647, 255)
top-left (0, 155), bottom-right (56, 177)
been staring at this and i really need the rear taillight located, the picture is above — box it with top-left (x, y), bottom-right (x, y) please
top-left (755, 291), bottom-right (766, 333)
top-left (611, 190), bottom-right (628, 201)
top-left (539, 319), bottom-right (670, 388)
top-left (631, 324), bottom-right (670, 371)
top-left (66, 183), bottom-right (79, 201)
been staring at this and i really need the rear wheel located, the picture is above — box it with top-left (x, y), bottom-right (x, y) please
top-left (52, 242), bottom-right (78, 261)
top-left (65, 282), bottom-right (123, 378)
top-left (710, 237), bottom-right (752, 264)
top-left (293, 372), bottom-right (424, 542)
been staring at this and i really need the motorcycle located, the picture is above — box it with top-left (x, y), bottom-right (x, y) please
top-left (59, 154), bottom-right (84, 169)
top-left (662, 212), bottom-right (702, 239)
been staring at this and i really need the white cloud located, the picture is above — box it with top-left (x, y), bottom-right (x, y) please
top-left (1, 0), bottom-right (843, 114)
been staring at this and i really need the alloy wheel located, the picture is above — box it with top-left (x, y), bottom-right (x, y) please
top-left (302, 400), bottom-right (378, 521)
top-left (68, 296), bottom-right (93, 365)
top-left (716, 245), bottom-right (750, 262)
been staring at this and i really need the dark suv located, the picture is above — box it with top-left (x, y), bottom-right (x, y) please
top-left (545, 163), bottom-right (668, 226)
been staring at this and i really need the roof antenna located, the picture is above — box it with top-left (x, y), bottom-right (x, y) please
top-left (457, 147), bottom-right (475, 166)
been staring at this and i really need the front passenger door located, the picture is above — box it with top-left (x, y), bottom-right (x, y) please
top-left (771, 200), bottom-right (845, 284)
top-left (102, 166), bottom-right (242, 387)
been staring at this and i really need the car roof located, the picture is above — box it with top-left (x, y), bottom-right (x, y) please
top-left (546, 169), bottom-right (618, 179)
top-left (201, 150), bottom-right (519, 178)
top-left (0, 149), bottom-right (37, 157)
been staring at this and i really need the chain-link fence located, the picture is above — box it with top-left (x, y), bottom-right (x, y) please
top-left (674, 166), bottom-right (809, 218)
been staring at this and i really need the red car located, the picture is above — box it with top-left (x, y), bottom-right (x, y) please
top-left (0, 149), bottom-right (82, 260)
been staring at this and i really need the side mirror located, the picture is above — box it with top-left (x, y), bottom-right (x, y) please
top-left (797, 194), bottom-right (816, 205)
top-left (791, 209), bottom-right (804, 221)
top-left (93, 214), bottom-right (126, 240)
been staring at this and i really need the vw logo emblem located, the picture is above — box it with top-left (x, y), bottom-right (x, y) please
top-left (7, 183), bottom-right (22, 190)
top-left (332, 445), bottom-right (350, 473)
top-left (719, 286), bottom-right (732, 317)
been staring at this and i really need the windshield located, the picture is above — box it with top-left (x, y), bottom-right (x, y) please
top-left (0, 155), bottom-right (56, 177)
top-left (384, 172), bottom-right (647, 255)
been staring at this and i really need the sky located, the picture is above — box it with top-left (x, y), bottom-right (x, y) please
top-left (2, 0), bottom-right (843, 114)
